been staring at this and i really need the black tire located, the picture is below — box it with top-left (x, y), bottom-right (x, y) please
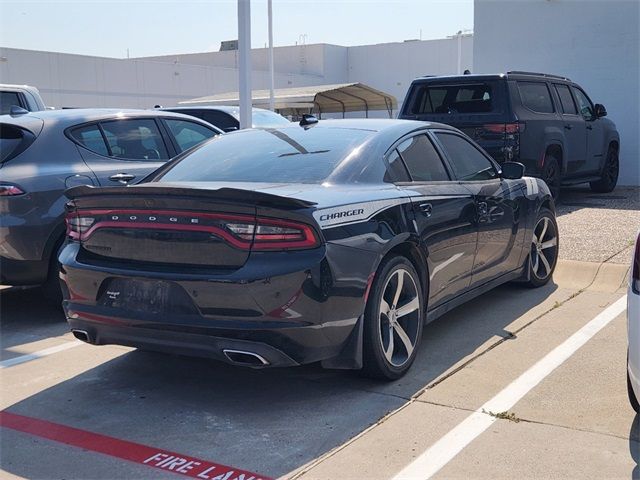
top-left (542, 155), bottom-right (561, 201)
top-left (361, 256), bottom-right (424, 380)
top-left (523, 208), bottom-right (559, 288)
top-left (590, 146), bottom-right (619, 193)
top-left (42, 237), bottom-right (64, 305)
top-left (629, 370), bottom-right (639, 413)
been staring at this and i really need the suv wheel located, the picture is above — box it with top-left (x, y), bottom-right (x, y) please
top-left (590, 146), bottom-right (619, 193)
top-left (542, 155), bottom-right (561, 201)
top-left (361, 256), bottom-right (424, 380)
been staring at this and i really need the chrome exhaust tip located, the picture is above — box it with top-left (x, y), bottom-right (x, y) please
top-left (223, 349), bottom-right (270, 367)
top-left (71, 329), bottom-right (91, 343)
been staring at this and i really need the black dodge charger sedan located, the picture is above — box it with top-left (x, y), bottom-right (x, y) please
top-left (60, 119), bottom-right (558, 379)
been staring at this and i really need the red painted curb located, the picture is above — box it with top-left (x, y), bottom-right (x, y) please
top-left (0, 411), bottom-right (271, 480)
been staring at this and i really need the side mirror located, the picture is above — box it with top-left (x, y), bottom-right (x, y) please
top-left (594, 103), bottom-right (607, 118)
top-left (500, 161), bottom-right (525, 180)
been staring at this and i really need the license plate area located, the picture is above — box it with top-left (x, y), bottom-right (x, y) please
top-left (98, 278), bottom-right (198, 315)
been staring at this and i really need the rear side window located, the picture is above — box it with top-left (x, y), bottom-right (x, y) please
top-left (517, 82), bottom-right (554, 113)
top-left (0, 124), bottom-right (36, 162)
top-left (70, 124), bottom-right (109, 156)
top-left (101, 119), bottom-right (169, 160)
top-left (165, 119), bottom-right (217, 153)
top-left (0, 92), bottom-right (24, 115)
top-left (397, 134), bottom-right (449, 181)
top-left (435, 132), bottom-right (497, 181)
top-left (408, 83), bottom-right (494, 114)
top-left (554, 84), bottom-right (577, 115)
top-left (384, 149), bottom-right (410, 183)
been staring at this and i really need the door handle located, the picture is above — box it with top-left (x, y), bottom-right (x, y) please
top-left (418, 202), bottom-right (433, 217)
top-left (564, 124), bottom-right (572, 130)
top-left (109, 173), bottom-right (136, 184)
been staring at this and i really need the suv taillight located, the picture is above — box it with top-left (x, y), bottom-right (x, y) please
top-left (0, 184), bottom-right (25, 196)
top-left (483, 122), bottom-right (526, 134)
top-left (633, 233), bottom-right (640, 294)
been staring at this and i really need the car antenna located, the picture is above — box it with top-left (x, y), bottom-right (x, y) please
top-left (299, 114), bottom-right (319, 128)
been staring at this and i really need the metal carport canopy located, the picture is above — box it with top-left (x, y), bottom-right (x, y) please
top-left (178, 83), bottom-right (397, 118)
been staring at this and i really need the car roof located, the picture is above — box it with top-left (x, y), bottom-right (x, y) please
top-left (0, 108), bottom-right (221, 131)
top-left (412, 71), bottom-right (571, 83)
top-left (161, 105), bottom-right (274, 114)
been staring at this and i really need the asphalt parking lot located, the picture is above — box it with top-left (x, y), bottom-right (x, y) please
top-left (1, 187), bottom-right (638, 480)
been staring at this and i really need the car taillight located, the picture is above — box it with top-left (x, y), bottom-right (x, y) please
top-left (227, 217), bottom-right (319, 250)
top-left (633, 234), bottom-right (640, 294)
top-left (65, 214), bottom-right (95, 239)
top-left (0, 184), bottom-right (25, 196)
top-left (483, 122), bottom-right (525, 134)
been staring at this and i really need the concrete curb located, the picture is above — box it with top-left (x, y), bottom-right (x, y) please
top-left (554, 259), bottom-right (630, 292)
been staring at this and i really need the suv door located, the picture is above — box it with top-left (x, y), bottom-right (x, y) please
top-left (70, 118), bottom-right (172, 186)
top-left (389, 133), bottom-right (477, 308)
top-left (572, 86), bottom-right (606, 174)
top-left (432, 131), bottom-right (524, 288)
top-left (552, 83), bottom-right (587, 175)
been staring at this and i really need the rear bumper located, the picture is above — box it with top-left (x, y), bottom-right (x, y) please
top-left (59, 242), bottom-right (372, 368)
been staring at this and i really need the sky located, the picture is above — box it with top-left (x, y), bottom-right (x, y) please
top-left (0, 0), bottom-right (473, 58)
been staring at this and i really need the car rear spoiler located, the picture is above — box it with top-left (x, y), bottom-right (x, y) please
top-left (65, 184), bottom-right (317, 209)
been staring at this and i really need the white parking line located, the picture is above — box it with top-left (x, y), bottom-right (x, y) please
top-left (0, 341), bottom-right (82, 369)
top-left (393, 294), bottom-right (628, 480)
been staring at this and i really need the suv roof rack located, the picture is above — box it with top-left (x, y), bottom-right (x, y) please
top-left (507, 71), bottom-right (571, 81)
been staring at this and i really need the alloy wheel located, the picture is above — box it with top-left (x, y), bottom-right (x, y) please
top-left (604, 150), bottom-right (619, 186)
top-left (378, 268), bottom-right (421, 367)
top-left (530, 216), bottom-right (558, 280)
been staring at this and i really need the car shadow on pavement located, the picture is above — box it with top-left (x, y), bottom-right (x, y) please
top-left (0, 287), bottom-right (67, 355)
top-left (556, 186), bottom-right (639, 216)
top-left (1, 280), bottom-right (558, 479)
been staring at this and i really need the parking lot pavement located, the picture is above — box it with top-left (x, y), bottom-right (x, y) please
top-left (0, 258), bottom-right (634, 480)
top-left (557, 186), bottom-right (640, 264)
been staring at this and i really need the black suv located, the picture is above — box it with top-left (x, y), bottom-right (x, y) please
top-left (399, 71), bottom-right (620, 198)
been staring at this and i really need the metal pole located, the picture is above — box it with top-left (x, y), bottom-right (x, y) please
top-left (238, 0), bottom-right (252, 129)
top-left (268, 0), bottom-right (275, 112)
top-left (457, 31), bottom-right (462, 74)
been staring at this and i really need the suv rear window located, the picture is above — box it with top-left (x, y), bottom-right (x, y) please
top-left (0, 124), bottom-right (36, 162)
top-left (407, 83), bottom-right (495, 114)
top-left (517, 82), bottom-right (554, 113)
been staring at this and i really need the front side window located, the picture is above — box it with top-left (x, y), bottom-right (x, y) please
top-left (435, 132), bottom-right (497, 181)
top-left (70, 124), bottom-right (109, 156)
top-left (554, 84), bottom-right (578, 115)
top-left (397, 134), bottom-right (449, 182)
top-left (100, 119), bottom-right (169, 160)
top-left (517, 82), bottom-right (554, 114)
top-left (165, 119), bottom-right (217, 153)
top-left (572, 87), bottom-right (595, 121)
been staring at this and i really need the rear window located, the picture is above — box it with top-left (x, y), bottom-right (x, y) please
top-left (157, 127), bottom-right (373, 184)
top-left (0, 124), bottom-right (36, 162)
top-left (407, 82), bottom-right (495, 115)
top-left (517, 82), bottom-right (554, 113)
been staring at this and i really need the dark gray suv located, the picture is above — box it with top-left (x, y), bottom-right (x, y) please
top-left (0, 109), bottom-right (221, 297)
top-left (399, 71), bottom-right (620, 199)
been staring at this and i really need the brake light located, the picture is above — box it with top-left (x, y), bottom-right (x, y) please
top-left (0, 184), bottom-right (25, 196)
top-left (227, 218), bottom-right (319, 250)
top-left (633, 234), bottom-right (640, 294)
top-left (64, 210), bottom-right (320, 251)
top-left (483, 123), bottom-right (525, 134)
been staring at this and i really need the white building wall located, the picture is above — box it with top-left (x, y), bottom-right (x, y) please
top-left (473, 0), bottom-right (639, 185)
top-left (0, 36), bottom-right (473, 116)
